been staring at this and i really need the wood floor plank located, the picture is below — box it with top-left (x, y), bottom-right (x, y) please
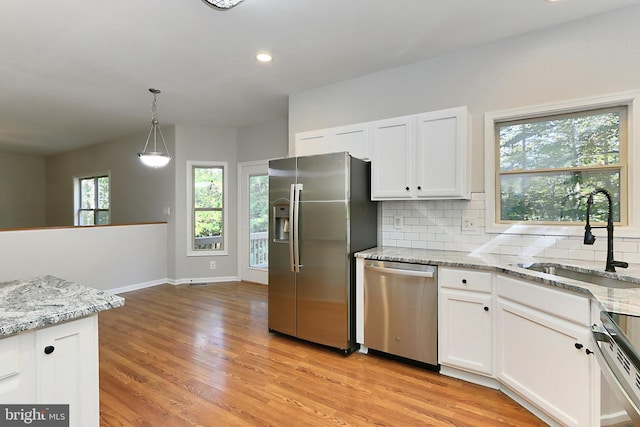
top-left (99, 282), bottom-right (546, 426)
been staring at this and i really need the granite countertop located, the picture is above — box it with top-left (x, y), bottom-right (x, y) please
top-left (0, 275), bottom-right (125, 337)
top-left (356, 246), bottom-right (640, 317)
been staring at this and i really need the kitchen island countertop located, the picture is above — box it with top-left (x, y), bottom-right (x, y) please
top-left (356, 246), bottom-right (640, 316)
top-left (0, 275), bottom-right (125, 337)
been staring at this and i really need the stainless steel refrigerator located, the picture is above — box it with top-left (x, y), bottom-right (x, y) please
top-left (268, 152), bottom-right (377, 353)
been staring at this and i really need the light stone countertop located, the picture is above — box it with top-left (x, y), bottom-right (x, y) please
top-left (0, 275), bottom-right (125, 337)
top-left (356, 246), bottom-right (640, 317)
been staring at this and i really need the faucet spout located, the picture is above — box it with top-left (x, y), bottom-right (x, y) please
top-left (584, 188), bottom-right (627, 272)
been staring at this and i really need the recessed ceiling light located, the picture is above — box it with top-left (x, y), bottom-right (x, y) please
top-left (256, 52), bottom-right (273, 63)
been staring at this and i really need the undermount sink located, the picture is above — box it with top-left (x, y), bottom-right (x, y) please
top-left (515, 263), bottom-right (640, 289)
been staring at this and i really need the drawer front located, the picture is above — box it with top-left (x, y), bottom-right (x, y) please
top-left (0, 335), bottom-right (20, 380)
top-left (439, 267), bottom-right (492, 292)
top-left (496, 274), bottom-right (589, 325)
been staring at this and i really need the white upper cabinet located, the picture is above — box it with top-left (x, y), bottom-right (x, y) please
top-left (371, 106), bottom-right (470, 200)
top-left (415, 106), bottom-right (469, 199)
top-left (294, 106), bottom-right (470, 200)
top-left (294, 124), bottom-right (371, 160)
top-left (294, 129), bottom-right (330, 157)
top-left (332, 123), bottom-right (371, 160)
top-left (370, 115), bottom-right (414, 199)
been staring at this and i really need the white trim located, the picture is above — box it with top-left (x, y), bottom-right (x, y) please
top-left (172, 275), bottom-right (240, 285)
top-left (484, 89), bottom-right (640, 237)
top-left (186, 160), bottom-right (229, 256)
top-left (110, 278), bottom-right (167, 294)
top-left (237, 160), bottom-right (269, 285)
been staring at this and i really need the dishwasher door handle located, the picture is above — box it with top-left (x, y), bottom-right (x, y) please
top-left (365, 265), bottom-right (434, 278)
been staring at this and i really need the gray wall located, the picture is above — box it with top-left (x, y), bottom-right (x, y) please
top-left (237, 118), bottom-right (288, 162)
top-left (45, 128), bottom-right (176, 227)
top-left (0, 152), bottom-right (46, 228)
top-left (288, 5), bottom-right (640, 193)
top-left (172, 125), bottom-right (238, 281)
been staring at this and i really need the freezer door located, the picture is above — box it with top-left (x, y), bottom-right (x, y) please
top-left (296, 152), bottom-right (349, 202)
top-left (268, 157), bottom-right (297, 336)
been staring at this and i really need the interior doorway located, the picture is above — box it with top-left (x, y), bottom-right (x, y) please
top-left (238, 161), bottom-right (269, 284)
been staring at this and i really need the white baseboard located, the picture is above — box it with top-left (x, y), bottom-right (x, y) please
top-left (110, 279), bottom-right (167, 295)
top-left (171, 276), bottom-right (241, 286)
top-left (109, 275), bottom-right (241, 294)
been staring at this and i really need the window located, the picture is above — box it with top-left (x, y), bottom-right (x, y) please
top-left (77, 175), bottom-right (110, 225)
top-left (187, 161), bottom-right (228, 255)
top-left (485, 92), bottom-right (636, 235)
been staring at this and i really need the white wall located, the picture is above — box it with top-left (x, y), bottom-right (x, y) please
top-left (0, 223), bottom-right (167, 292)
top-left (0, 152), bottom-right (46, 228)
top-left (289, 5), bottom-right (640, 192)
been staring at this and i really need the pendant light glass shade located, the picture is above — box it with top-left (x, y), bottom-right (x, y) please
top-left (138, 88), bottom-right (172, 168)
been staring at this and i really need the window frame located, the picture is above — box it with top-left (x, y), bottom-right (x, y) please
top-left (484, 91), bottom-right (640, 237)
top-left (75, 173), bottom-right (110, 226)
top-left (186, 160), bottom-right (228, 256)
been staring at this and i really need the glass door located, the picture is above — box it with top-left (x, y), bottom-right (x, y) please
top-left (239, 161), bottom-right (268, 284)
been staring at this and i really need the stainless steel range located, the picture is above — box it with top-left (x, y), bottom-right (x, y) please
top-left (592, 311), bottom-right (640, 425)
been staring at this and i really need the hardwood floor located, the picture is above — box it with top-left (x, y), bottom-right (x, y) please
top-left (98, 282), bottom-right (546, 426)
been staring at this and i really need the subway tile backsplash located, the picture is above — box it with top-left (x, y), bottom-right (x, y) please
top-left (380, 193), bottom-right (640, 263)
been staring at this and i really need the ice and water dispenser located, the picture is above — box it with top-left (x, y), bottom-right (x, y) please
top-left (273, 205), bottom-right (290, 241)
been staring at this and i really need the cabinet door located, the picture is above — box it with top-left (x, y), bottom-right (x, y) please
top-left (35, 315), bottom-right (99, 427)
top-left (0, 333), bottom-right (35, 403)
top-left (332, 124), bottom-right (371, 160)
top-left (415, 106), bottom-right (469, 199)
top-left (294, 129), bottom-right (331, 157)
top-left (496, 298), bottom-right (592, 427)
top-left (439, 289), bottom-right (492, 375)
top-left (370, 115), bottom-right (414, 199)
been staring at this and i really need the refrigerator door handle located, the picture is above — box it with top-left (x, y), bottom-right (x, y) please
top-left (289, 184), bottom-right (295, 272)
top-left (293, 183), bottom-right (303, 272)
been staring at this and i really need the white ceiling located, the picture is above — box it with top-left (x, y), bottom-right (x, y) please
top-left (2, 0), bottom-right (640, 155)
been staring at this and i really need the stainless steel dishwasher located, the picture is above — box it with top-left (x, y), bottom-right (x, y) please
top-left (364, 260), bottom-right (438, 366)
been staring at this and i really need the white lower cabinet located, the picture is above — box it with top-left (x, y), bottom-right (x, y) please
top-left (438, 268), bottom-right (493, 376)
top-left (495, 275), bottom-right (594, 427)
top-left (0, 315), bottom-right (99, 427)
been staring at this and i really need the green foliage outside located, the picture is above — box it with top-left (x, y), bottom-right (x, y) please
top-left (498, 110), bottom-right (622, 223)
top-left (249, 175), bottom-right (268, 233)
top-left (194, 167), bottom-right (223, 242)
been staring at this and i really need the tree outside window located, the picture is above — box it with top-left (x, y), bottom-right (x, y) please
top-left (193, 165), bottom-right (224, 251)
top-left (78, 175), bottom-right (109, 225)
top-left (496, 107), bottom-right (627, 225)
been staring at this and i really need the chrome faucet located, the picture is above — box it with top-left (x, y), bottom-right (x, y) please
top-left (584, 188), bottom-right (628, 272)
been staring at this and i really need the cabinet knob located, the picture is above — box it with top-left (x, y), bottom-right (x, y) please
top-left (417, 186), bottom-right (422, 190)
top-left (483, 306), bottom-right (489, 312)
top-left (574, 343), bottom-right (583, 350)
top-left (395, 336), bottom-right (401, 342)
top-left (586, 349), bottom-right (594, 355)
top-left (462, 279), bottom-right (467, 284)
top-left (405, 187), bottom-right (410, 191)
top-left (44, 345), bottom-right (55, 355)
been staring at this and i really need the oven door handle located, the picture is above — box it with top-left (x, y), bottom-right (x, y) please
top-left (591, 326), bottom-right (640, 423)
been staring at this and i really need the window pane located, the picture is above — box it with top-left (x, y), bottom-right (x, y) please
top-left (249, 174), bottom-right (268, 268)
top-left (97, 177), bottom-right (109, 209)
top-left (499, 110), bottom-right (621, 172)
top-left (80, 179), bottom-right (95, 209)
top-left (194, 167), bottom-right (223, 209)
top-left (194, 210), bottom-right (223, 250)
top-left (97, 210), bottom-right (109, 225)
top-left (79, 210), bottom-right (94, 226)
top-left (500, 170), bottom-right (620, 223)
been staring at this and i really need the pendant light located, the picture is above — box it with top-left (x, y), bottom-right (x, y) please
top-left (202, 0), bottom-right (245, 10)
top-left (138, 88), bottom-right (172, 168)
